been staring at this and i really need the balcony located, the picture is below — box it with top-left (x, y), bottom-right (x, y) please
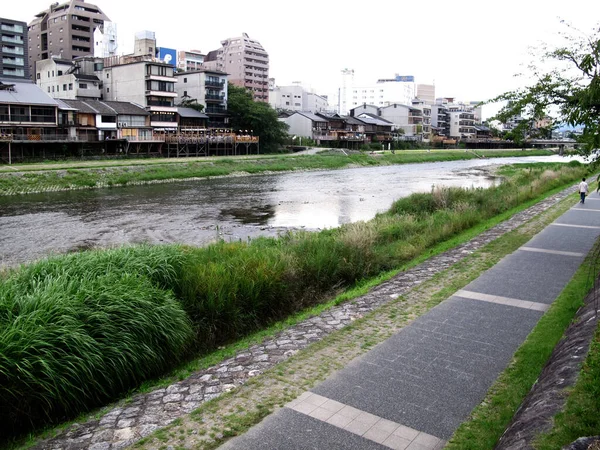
top-left (2, 35), bottom-right (24, 44)
top-left (145, 90), bottom-right (177, 98)
top-left (205, 97), bottom-right (225, 104)
top-left (1, 24), bottom-right (24, 33)
top-left (205, 106), bottom-right (227, 115)
top-left (205, 79), bottom-right (225, 88)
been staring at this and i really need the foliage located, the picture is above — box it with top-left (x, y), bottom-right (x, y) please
top-left (177, 97), bottom-right (204, 112)
top-left (489, 22), bottom-right (600, 154)
top-left (226, 83), bottom-right (289, 152)
top-left (0, 163), bottom-right (588, 439)
top-left (0, 247), bottom-right (193, 435)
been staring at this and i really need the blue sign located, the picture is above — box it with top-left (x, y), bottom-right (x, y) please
top-left (156, 47), bottom-right (177, 66)
top-left (395, 75), bottom-right (414, 82)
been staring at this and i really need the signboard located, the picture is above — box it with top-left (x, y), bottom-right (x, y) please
top-left (395, 75), bottom-right (414, 82)
top-left (156, 47), bottom-right (177, 66)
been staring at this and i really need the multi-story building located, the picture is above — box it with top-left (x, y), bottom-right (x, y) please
top-left (177, 50), bottom-right (205, 72)
top-left (36, 56), bottom-right (103, 99)
top-left (430, 98), bottom-right (480, 139)
top-left (341, 74), bottom-right (416, 115)
top-left (416, 84), bottom-right (435, 105)
top-left (1, 18), bottom-right (28, 79)
top-left (203, 33), bottom-right (269, 102)
top-left (350, 103), bottom-right (429, 140)
top-left (27, 0), bottom-right (110, 78)
top-left (269, 82), bottom-right (328, 113)
top-left (174, 69), bottom-right (228, 127)
top-left (103, 57), bottom-right (178, 129)
top-left (93, 21), bottom-right (117, 57)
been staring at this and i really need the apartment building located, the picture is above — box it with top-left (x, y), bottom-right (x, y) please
top-left (416, 84), bottom-right (435, 105)
top-left (177, 50), bottom-right (205, 72)
top-left (203, 33), bottom-right (269, 102)
top-left (269, 83), bottom-right (328, 113)
top-left (1, 18), bottom-right (28, 79)
top-left (103, 58), bottom-right (178, 129)
top-left (175, 69), bottom-right (228, 127)
top-left (27, 0), bottom-right (110, 78)
top-left (430, 98), bottom-right (480, 139)
top-left (341, 75), bottom-right (416, 115)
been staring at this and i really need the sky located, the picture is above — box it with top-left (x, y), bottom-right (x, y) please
top-left (4, 0), bottom-right (598, 119)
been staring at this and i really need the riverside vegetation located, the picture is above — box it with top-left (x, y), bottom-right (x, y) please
top-left (0, 161), bottom-right (588, 442)
top-left (0, 148), bottom-right (554, 196)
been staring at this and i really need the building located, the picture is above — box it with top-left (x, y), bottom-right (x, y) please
top-left (36, 56), bottom-right (103, 99)
top-left (93, 21), bottom-right (117, 57)
top-left (430, 98), bottom-right (480, 139)
top-left (269, 82), bottom-right (328, 113)
top-left (174, 69), bottom-right (228, 127)
top-left (350, 102), bottom-right (430, 140)
top-left (340, 74), bottom-right (416, 115)
top-left (416, 84), bottom-right (435, 105)
top-left (28, 0), bottom-right (110, 78)
top-left (1, 18), bottom-right (28, 79)
top-left (103, 57), bottom-right (178, 129)
top-left (177, 50), bottom-right (205, 72)
top-left (203, 33), bottom-right (269, 102)
top-left (59, 98), bottom-right (151, 141)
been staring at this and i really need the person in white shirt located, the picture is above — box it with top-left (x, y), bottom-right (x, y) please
top-left (579, 178), bottom-right (589, 204)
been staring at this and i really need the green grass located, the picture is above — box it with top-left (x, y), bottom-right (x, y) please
top-left (0, 149), bottom-right (555, 195)
top-left (445, 240), bottom-right (600, 449)
top-left (533, 321), bottom-right (600, 449)
top-left (0, 161), bottom-right (588, 442)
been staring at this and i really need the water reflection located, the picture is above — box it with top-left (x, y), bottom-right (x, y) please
top-left (0, 155), bottom-right (583, 266)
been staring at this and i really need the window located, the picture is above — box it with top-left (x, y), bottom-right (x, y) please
top-left (51, 86), bottom-right (54, 92)
top-left (36, 73), bottom-right (40, 79)
top-left (101, 115), bottom-right (116, 123)
top-left (106, 87), bottom-right (109, 93)
top-left (31, 106), bottom-right (55, 123)
top-left (79, 83), bottom-right (88, 89)
top-left (63, 84), bottom-right (67, 91)
top-left (68, 83), bottom-right (73, 90)
top-left (48, 87), bottom-right (50, 92)
top-left (183, 77), bottom-right (187, 83)
top-left (183, 90), bottom-right (187, 96)
top-left (57, 70), bottom-right (62, 75)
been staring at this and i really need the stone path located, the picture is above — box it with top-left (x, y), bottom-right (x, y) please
top-left (220, 195), bottom-right (600, 449)
top-left (34, 185), bottom-right (578, 450)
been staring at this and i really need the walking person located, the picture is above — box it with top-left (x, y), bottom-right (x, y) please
top-left (579, 177), bottom-right (589, 204)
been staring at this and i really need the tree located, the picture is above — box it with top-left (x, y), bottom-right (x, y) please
top-left (177, 97), bottom-right (204, 112)
top-left (226, 83), bottom-right (289, 152)
top-left (489, 23), bottom-right (600, 154)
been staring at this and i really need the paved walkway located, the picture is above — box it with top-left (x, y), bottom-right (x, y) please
top-left (31, 185), bottom-right (581, 450)
top-left (220, 197), bottom-right (600, 450)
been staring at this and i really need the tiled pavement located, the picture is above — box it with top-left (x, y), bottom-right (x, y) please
top-left (220, 198), bottom-right (600, 449)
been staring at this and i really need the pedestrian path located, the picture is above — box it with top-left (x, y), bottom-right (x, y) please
top-left (220, 199), bottom-right (600, 450)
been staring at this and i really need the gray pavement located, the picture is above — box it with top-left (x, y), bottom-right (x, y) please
top-left (220, 200), bottom-right (600, 449)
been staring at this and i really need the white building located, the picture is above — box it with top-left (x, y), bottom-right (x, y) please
top-left (416, 84), bottom-right (435, 105)
top-left (269, 82), bottom-right (328, 113)
top-left (94, 21), bottom-right (118, 58)
top-left (103, 58), bottom-right (178, 129)
top-left (430, 98), bottom-right (481, 139)
top-left (174, 69), bottom-right (228, 127)
top-left (177, 50), bottom-right (204, 72)
top-left (341, 74), bottom-right (416, 115)
top-left (350, 101), bottom-right (430, 140)
top-left (36, 57), bottom-right (103, 99)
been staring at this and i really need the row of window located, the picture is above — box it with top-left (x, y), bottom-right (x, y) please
top-left (1, 24), bottom-right (24, 33)
top-left (2, 56), bottom-right (24, 66)
top-left (0, 105), bottom-right (56, 123)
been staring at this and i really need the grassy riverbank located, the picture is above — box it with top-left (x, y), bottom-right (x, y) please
top-left (0, 148), bottom-right (554, 196)
top-left (0, 161), bottom-right (586, 441)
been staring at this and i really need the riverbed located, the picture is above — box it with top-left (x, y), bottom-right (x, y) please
top-left (0, 155), bottom-right (582, 266)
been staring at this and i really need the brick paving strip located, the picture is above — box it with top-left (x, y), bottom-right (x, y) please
top-left (33, 185), bottom-right (579, 450)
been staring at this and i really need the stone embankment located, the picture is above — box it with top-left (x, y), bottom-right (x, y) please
top-left (34, 185), bottom-right (579, 450)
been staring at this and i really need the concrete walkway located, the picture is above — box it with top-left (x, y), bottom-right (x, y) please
top-left (220, 197), bottom-right (600, 450)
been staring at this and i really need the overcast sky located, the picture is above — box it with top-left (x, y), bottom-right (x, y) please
top-left (5, 0), bottom-right (598, 118)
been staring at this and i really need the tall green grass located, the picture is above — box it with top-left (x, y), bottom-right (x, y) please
top-left (0, 247), bottom-right (193, 435)
top-left (0, 161), bottom-right (589, 439)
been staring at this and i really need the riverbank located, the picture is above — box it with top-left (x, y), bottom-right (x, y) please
top-left (0, 148), bottom-right (554, 196)
top-left (0, 161), bottom-right (588, 447)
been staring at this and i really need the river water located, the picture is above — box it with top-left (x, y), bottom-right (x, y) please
top-left (0, 155), bottom-right (581, 266)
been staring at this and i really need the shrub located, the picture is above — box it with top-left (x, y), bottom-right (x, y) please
top-left (0, 271), bottom-right (193, 435)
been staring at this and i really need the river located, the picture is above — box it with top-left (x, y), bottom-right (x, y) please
top-left (0, 155), bottom-right (582, 266)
